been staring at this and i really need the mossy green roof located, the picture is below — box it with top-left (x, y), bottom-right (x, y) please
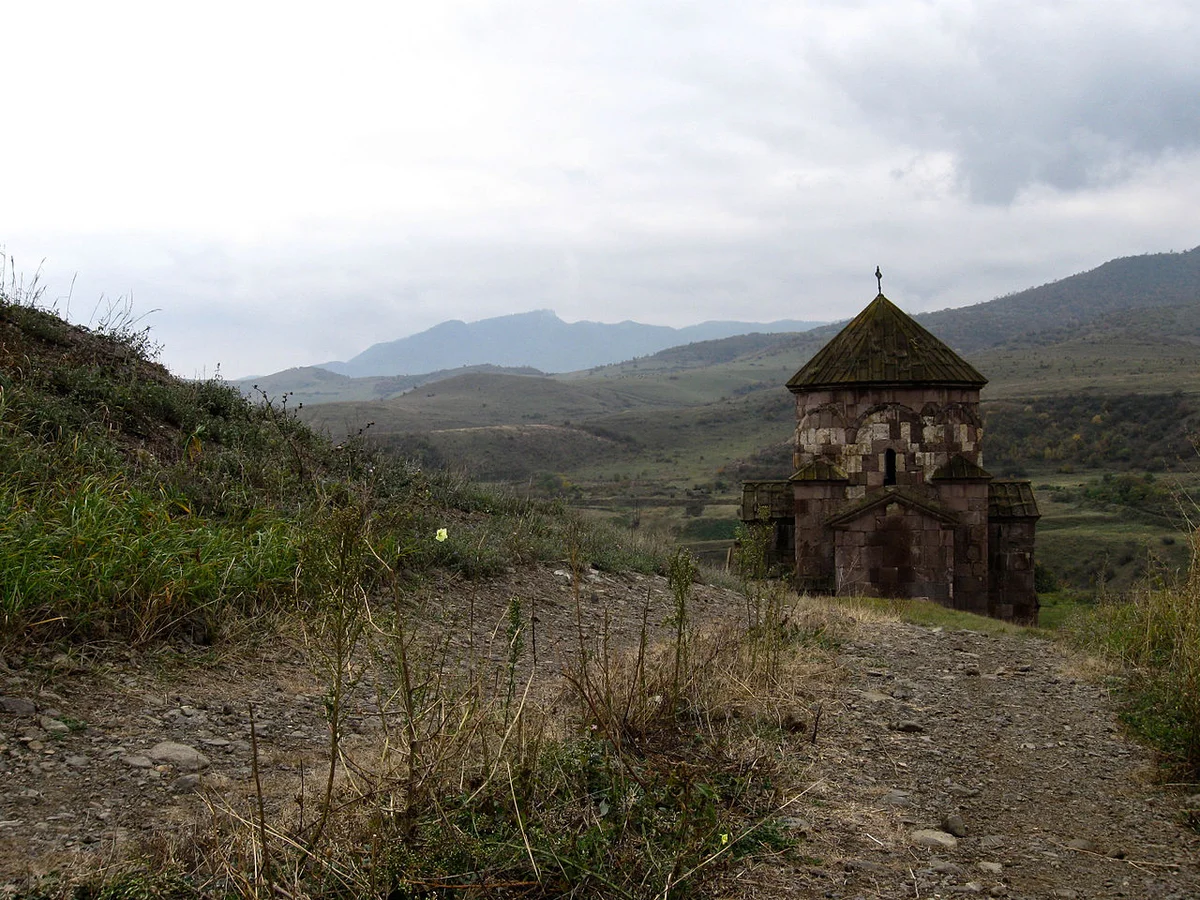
top-left (931, 455), bottom-right (993, 481)
top-left (787, 294), bottom-right (987, 392)
top-left (789, 459), bottom-right (848, 482)
top-left (988, 481), bottom-right (1040, 519)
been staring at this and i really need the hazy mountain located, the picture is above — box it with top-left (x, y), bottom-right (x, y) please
top-left (319, 310), bottom-right (825, 378)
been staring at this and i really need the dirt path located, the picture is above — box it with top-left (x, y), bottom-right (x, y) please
top-left (795, 622), bottom-right (1200, 899)
top-left (2, 568), bottom-right (1198, 898)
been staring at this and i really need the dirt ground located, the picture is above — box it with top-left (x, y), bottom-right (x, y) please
top-left (2, 564), bottom-right (1198, 898)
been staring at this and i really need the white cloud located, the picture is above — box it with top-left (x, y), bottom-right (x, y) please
top-left (2, 1), bottom-right (1198, 377)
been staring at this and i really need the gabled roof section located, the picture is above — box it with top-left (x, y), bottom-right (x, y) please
top-left (787, 294), bottom-right (987, 392)
top-left (826, 486), bottom-right (958, 529)
top-left (790, 459), bottom-right (848, 482)
top-left (932, 455), bottom-right (993, 481)
top-left (988, 481), bottom-right (1041, 519)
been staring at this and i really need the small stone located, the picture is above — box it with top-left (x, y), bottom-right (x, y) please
top-left (0, 697), bottom-right (36, 716)
top-left (148, 741), bottom-right (210, 771)
top-left (978, 861), bottom-right (1003, 874)
top-left (930, 858), bottom-right (965, 875)
top-left (942, 813), bottom-right (968, 837)
top-left (39, 716), bottom-right (70, 734)
top-left (878, 789), bottom-right (913, 808)
top-left (171, 773), bottom-right (202, 793)
top-left (779, 816), bottom-right (811, 833)
top-left (51, 653), bottom-right (86, 674)
top-left (912, 829), bottom-right (958, 850)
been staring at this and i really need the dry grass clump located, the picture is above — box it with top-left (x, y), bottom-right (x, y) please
top-left (73, 554), bottom-right (833, 900)
top-left (1069, 536), bottom-right (1200, 781)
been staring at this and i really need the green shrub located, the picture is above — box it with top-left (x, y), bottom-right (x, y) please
top-left (1070, 551), bottom-right (1200, 778)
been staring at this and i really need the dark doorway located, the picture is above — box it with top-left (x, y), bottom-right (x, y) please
top-left (884, 448), bottom-right (897, 485)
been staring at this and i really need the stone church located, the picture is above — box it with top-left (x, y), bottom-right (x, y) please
top-left (741, 290), bottom-right (1040, 623)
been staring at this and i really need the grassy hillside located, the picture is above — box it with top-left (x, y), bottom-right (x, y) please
top-left (917, 246), bottom-right (1200, 353)
top-left (0, 295), bottom-right (664, 646)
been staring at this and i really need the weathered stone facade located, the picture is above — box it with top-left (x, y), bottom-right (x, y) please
top-left (742, 292), bottom-right (1040, 623)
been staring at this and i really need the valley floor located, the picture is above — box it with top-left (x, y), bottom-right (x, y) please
top-left (1, 567), bottom-right (1198, 898)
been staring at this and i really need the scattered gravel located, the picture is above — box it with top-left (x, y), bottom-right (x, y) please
top-left (2, 568), bottom-right (1198, 899)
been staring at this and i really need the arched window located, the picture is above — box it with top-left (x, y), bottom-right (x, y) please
top-left (884, 448), bottom-right (897, 486)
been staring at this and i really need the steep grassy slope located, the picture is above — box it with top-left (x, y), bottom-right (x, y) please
top-left (0, 297), bottom-right (663, 645)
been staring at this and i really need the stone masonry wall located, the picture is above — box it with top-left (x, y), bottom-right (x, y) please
top-left (792, 384), bottom-right (987, 607)
top-left (832, 503), bottom-right (955, 603)
top-left (989, 519), bottom-right (1039, 623)
top-left (794, 386), bottom-right (984, 498)
top-left (793, 482), bottom-right (844, 592)
top-left (936, 480), bottom-right (991, 614)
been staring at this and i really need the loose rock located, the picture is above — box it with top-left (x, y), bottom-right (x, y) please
top-left (942, 812), bottom-right (968, 837)
top-left (171, 774), bottom-right (203, 793)
top-left (912, 828), bottom-right (959, 850)
top-left (148, 741), bottom-right (210, 771)
top-left (0, 697), bottom-right (36, 715)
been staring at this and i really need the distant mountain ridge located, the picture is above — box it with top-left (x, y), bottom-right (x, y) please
top-left (318, 310), bottom-right (825, 378)
top-left (913, 246), bottom-right (1200, 354)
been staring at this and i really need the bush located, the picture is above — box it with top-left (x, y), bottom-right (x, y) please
top-left (1070, 546), bottom-right (1200, 778)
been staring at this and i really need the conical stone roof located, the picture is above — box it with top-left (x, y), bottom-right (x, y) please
top-left (787, 293), bottom-right (986, 392)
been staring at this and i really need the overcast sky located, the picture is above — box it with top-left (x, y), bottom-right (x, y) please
top-left (3, 0), bottom-right (1198, 378)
